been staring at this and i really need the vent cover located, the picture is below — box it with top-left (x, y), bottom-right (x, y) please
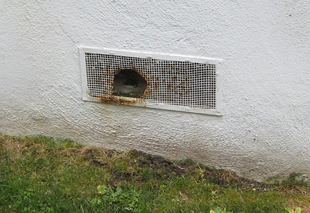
top-left (80, 47), bottom-right (222, 115)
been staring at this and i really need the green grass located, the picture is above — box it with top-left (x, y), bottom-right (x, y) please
top-left (0, 134), bottom-right (309, 213)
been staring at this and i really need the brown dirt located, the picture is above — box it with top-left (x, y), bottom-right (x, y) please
top-left (83, 148), bottom-right (270, 190)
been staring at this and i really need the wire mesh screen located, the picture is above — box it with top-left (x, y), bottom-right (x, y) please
top-left (85, 53), bottom-right (217, 109)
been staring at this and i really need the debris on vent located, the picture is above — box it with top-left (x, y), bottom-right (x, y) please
top-left (80, 47), bottom-right (222, 115)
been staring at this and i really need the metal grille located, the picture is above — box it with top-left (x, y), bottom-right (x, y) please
top-left (85, 53), bottom-right (217, 110)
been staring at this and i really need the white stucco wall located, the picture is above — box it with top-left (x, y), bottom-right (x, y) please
top-left (1, 0), bottom-right (309, 181)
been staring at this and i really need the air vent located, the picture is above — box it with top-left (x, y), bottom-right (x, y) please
top-left (80, 47), bottom-right (222, 115)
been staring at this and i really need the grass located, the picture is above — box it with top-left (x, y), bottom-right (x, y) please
top-left (0, 134), bottom-right (310, 213)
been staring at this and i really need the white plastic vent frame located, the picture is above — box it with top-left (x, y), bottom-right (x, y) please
top-left (79, 47), bottom-right (222, 115)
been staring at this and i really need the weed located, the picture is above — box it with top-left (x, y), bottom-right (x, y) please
top-left (285, 207), bottom-right (302, 213)
top-left (210, 207), bottom-right (235, 213)
top-left (90, 184), bottom-right (140, 212)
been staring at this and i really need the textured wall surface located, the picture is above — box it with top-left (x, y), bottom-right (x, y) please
top-left (1, 0), bottom-right (309, 181)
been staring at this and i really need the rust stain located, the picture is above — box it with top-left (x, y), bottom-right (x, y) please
top-left (111, 95), bottom-right (137, 105)
top-left (140, 87), bottom-right (150, 99)
top-left (154, 82), bottom-right (158, 90)
top-left (100, 95), bottom-right (139, 105)
top-left (100, 96), bottom-right (114, 104)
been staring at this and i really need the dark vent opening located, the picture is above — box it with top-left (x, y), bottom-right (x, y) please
top-left (112, 69), bottom-right (147, 98)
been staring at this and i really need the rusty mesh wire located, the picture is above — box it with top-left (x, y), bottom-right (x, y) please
top-left (85, 53), bottom-right (216, 109)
